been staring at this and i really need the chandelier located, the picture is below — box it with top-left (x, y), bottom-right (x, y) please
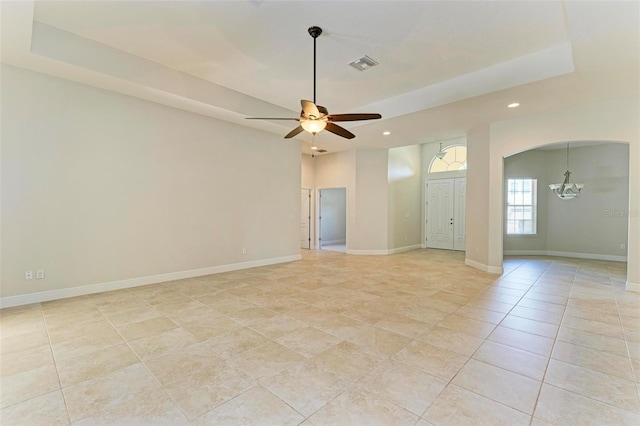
top-left (549, 143), bottom-right (584, 199)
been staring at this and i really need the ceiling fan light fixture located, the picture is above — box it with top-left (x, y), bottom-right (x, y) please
top-left (301, 119), bottom-right (327, 134)
top-left (245, 26), bottom-right (381, 139)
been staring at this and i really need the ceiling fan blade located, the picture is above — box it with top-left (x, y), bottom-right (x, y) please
top-left (301, 100), bottom-right (321, 119)
top-left (284, 125), bottom-right (305, 139)
top-left (326, 113), bottom-right (382, 122)
top-left (245, 117), bottom-right (299, 120)
top-left (325, 122), bottom-right (355, 139)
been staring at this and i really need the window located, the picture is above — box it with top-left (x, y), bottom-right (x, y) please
top-left (506, 178), bottom-right (537, 235)
top-left (429, 146), bottom-right (467, 173)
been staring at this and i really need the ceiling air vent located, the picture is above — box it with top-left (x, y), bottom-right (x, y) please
top-left (349, 55), bottom-right (378, 71)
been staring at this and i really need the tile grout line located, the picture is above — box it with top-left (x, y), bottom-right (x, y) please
top-left (92, 293), bottom-right (194, 423)
top-left (526, 259), bottom-right (578, 425)
top-left (40, 303), bottom-right (73, 426)
top-left (609, 266), bottom-right (640, 404)
top-left (418, 257), bottom-right (552, 424)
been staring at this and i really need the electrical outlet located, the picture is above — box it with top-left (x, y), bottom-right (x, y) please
top-left (25, 271), bottom-right (33, 280)
top-left (620, 244), bottom-right (626, 250)
top-left (36, 269), bottom-right (45, 279)
top-left (242, 248), bottom-right (247, 254)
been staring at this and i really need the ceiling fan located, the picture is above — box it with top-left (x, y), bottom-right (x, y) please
top-left (246, 26), bottom-right (382, 140)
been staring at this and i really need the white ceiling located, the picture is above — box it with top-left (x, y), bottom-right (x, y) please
top-left (1, 1), bottom-right (638, 154)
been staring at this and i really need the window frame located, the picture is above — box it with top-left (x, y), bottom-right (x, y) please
top-left (429, 145), bottom-right (467, 173)
top-left (506, 178), bottom-right (538, 236)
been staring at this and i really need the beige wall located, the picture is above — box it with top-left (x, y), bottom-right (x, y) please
top-left (313, 149), bottom-right (390, 254)
top-left (486, 97), bottom-right (639, 290)
top-left (314, 151), bottom-right (356, 190)
top-left (465, 126), bottom-right (493, 270)
top-left (352, 149), bottom-right (389, 253)
top-left (1, 65), bottom-right (302, 304)
top-left (301, 154), bottom-right (315, 188)
top-left (388, 145), bottom-right (422, 250)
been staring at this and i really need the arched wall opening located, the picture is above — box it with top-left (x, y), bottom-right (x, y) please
top-left (484, 97), bottom-right (639, 291)
top-left (502, 141), bottom-right (629, 262)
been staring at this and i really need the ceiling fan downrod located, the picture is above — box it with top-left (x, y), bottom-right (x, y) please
top-left (245, 25), bottom-right (380, 140)
top-left (308, 26), bottom-right (322, 105)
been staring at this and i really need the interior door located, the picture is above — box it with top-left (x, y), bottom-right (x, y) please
top-left (300, 189), bottom-right (311, 249)
top-left (427, 179), bottom-right (454, 249)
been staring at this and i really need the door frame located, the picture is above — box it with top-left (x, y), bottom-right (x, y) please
top-left (424, 177), bottom-right (467, 251)
top-left (316, 187), bottom-right (348, 250)
top-left (301, 187), bottom-right (313, 249)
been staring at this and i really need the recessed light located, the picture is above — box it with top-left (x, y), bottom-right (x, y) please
top-left (508, 103), bottom-right (520, 108)
top-left (383, 131), bottom-right (391, 136)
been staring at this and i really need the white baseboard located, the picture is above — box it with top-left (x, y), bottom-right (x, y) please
top-left (503, 250), bottom-right (547, 256)
top-left (0, 255), bottom-right (302, 309)
top-left (388, 244), bottom-right (422, 254)
top-left (346, 249), bottom-right (389, 255)
top-left (627, 281), bottom-right (640, 293)
top-left (346, 245), bottom-right (421, 256)
top-left (465, 258), bottom-right (503, 274)
top-left (504, 250), bottom-right (626, 262)
top-left (322, 239), bottom-right (346, 245)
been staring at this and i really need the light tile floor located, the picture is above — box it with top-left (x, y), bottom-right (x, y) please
top-left (1, 249), bottom-right (639, 425)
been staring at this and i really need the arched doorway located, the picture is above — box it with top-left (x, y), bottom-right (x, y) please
top-left (502, 142), bottom-right (629, 262)
top-left (479, 104), bottom-right (638, 291)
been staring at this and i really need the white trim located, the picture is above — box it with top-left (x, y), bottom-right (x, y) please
top-left (465, 258), bottom-right (503, 274)
top-left (504, 250), bottom-right (626, 262)
top-left (387, 244), bottom-right (422, 254)
top-left (346, 249), bottom-right (389, 255)
top-left (322, 239), bottom-right (346, 245)
top-left (346, 245), bottom-right (422, 256)
top-left (0, 255), bottom-right (301, 309)
top-left (627, 281), bottom-right (640, 293)
top-left (301, 187), bottom-right (314, 250)
top-left (503, 250), bottom-right (547, 256)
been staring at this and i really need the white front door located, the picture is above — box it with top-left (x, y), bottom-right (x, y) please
top-left (426, 178), bottom-right (466, 251)
top-left (427, 179), bottom-right (454, 249)
top-left (300, 189), bottom-right (311, 249)
top-left (453, 178), bottom-right (467, 251)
